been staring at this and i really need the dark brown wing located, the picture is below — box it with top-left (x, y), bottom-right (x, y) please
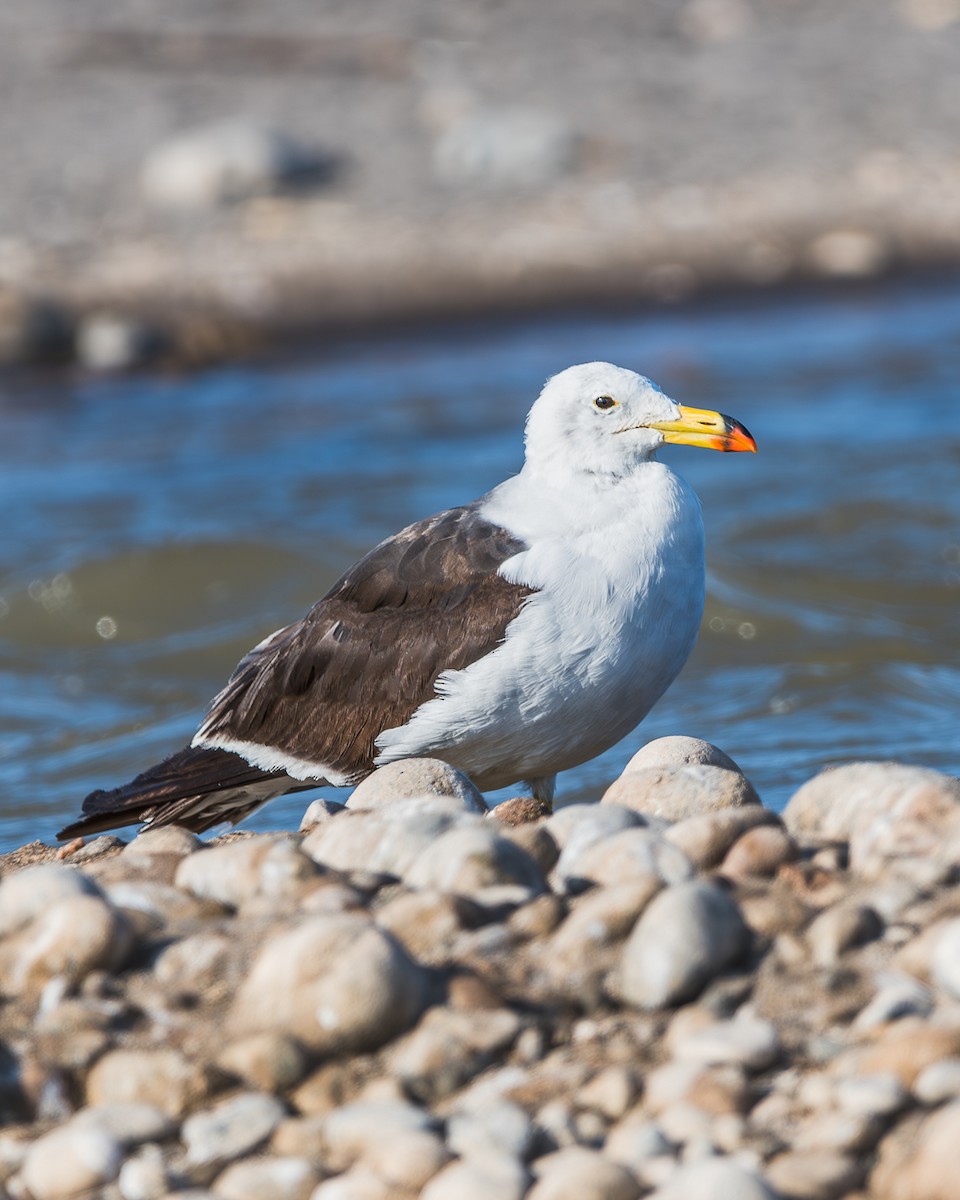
top-left (195, 503), bottom-right (535, 780)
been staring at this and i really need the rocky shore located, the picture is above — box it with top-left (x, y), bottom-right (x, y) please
top-left (3, 2), bottom-right (960, 368)
top-left (2, 737), bottom-right (960, 1199)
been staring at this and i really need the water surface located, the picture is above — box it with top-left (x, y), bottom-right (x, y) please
top-left (2, 281), bottom-right (959, 849)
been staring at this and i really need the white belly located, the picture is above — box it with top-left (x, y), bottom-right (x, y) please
top-left (375, 462), bottom-right (705, 792)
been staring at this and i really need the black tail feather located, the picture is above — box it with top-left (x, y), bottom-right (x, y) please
top-left (57, 745), bottom-right (293, 840)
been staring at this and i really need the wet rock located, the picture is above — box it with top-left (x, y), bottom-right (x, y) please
top-left (602, 764), bottom-right (760, 820)
top-left (665, 807), bottom-right (779, 871)
top-left (174, 836), bottom-right (321, 908)
top-left (721, 823), bottom-right (797, 878)
top-left (0, 891), bottom-right (133, 998)
top-left (18, 1120), bottom-right (123, 1198)
top-left (405, 825), bottom-right (545, 895)
top-left (230, 912), bottom-right (428, 1054)
top-left (141, 122), bottom-right (332, 209)
top-left (420, 1154), bottom-right (531, 1200)
top-left (618, 881), bottom-right (752, 1010)
top-left (348, 758), bottom-right (486, 812)
top-left (388, 1006), bottom-right (521, 1103)
top-left (182, 1092), bottom-right (286, 1171)
top-left (647, 1158), bottom-right (777, 1200)
top-left (211, 1155), bottom-right (320, 1200)
top-left (298, 798), bottom-right (346, 833)
top-left (783, 763), bottom-right (960, 878)
top-left (529, 1146), bottom-right (641, 1199)
top-left (76, 313), bottom-right (163, 372)
top-left (433, 107), bottom-right (576, 191)
top-left (0, 289), bottom-right (73, 366)
top-left (86, 1047), bottom-right (209, 1117)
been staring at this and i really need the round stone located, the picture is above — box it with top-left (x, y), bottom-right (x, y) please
top-left (348, 758), bottom-right (487, 813)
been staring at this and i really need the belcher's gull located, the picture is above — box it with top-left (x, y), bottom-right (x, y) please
top-left (58, 362), bottom-right (756, 839)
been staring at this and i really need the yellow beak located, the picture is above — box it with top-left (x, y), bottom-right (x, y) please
top-left (646, 405), bottom-right (757, 453)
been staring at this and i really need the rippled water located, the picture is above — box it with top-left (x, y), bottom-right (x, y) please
top-left (2, 280), bottom-right (959, 850)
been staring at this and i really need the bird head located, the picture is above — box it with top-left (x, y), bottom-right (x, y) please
top-left (524, 362), bottom-right (756, 478)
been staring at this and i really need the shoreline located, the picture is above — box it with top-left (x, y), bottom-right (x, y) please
top-left (2, 744), bottom-right (960, 1198)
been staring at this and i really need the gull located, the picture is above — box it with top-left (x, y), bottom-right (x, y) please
top-left (58, 362), bottom-right (755, 839)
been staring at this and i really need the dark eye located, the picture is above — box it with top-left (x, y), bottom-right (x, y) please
top-left (594, 395), bottom-right (617, 411)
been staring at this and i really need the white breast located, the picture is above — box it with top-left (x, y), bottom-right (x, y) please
top-left (375, 461), bottom-right (705, 791)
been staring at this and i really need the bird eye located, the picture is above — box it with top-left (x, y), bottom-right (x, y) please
top-left (594, 395), bottom-right (618, 411)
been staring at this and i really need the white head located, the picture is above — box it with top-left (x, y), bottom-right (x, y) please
top-left (523, 362), bottom-right (755, 479)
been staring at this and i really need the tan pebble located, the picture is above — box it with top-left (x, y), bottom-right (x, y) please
top-left (388, 1006), bottom-right (521, 1104)
top-left (500, 823), bottom-right (560, 874)
top-left (358, 1130), bottom-right (451, 1191)
top-left (507, 892), bottom-right (565, 940)
top-left (806, 903), bottom-right (884, 967)
top-left (914, 1058), bottom-right (960, 1105)
top-left (404, 825), bottom-right (545, 895)
top-left (309, 1166), bottom-right (396, 1200)
top-left (854, 1020), bottom-right (960, 1086)
top-left (86, 1047), bottom-right (210, 1117)
top-left (872, 1102), bottom-right (960, 1199)
top-left (0, 863), bottom-right (103, 936)
top-left (647, 1157), bottom-right (777, 1200)
top-left (216, 1031), bottom-right (309, 1091)
top-left (683, 1065), bottom-right (751, 1116)
top-left (154, 929), bottom-right (234, 996)
top-left (174, 836), bottom-right (320, 908)
top-left (270, 1115), bottom-right (327, 1159)
top-left (490, 796), bottom-right (552, 825)
top-left (320, 1099), bottom-right (436, 1171)
top-left (347, 757), bottom-right (487, 812)
top-left (446, 970), bottom-right (504, 1011)
top-left (375, 889), bottom-right (468, 962)
top-left (123, 825), bottom-right (202, 858)
top-left (576, 1065), bottom-right (640, 1120)
top-left (665, 806), bottom-right (779, 870)
top-left (603, 1114), bottom-right (671, 1169)
top-left (228, 913), bottom-right (428, 1054)
top-left (766, 1149), bottom-right (861, 1200)
top-left (420, 1155), bottom-right (530, 1200)
top-left (620, 736), bottom-right (744, 773)
top-left (792, 1109), bottom-right (885, 1153)
top-left (528, 1146), bottom-right (640, 1200)
top-left (602, 764), bottom-right (759, 821)
top-left (673, 1012), bottom-right (780, 1072)
top-left (721, 824), bottom-right (797, 878)
top-left (211, 1155), bottom-right (320, 1200)
top-left (569, 827), bottom-right (692, 889)
top-left (298, 798), bottom-right (346, 832)
top-left (182, 1093), bottom-right (286, 1170)
top-left (19, 1121), bottom-right (123, 1199)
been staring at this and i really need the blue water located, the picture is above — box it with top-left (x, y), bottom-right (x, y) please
top-left (1, 280), bottom-right (959, 849)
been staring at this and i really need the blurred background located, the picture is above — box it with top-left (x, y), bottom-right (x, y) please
top-left (0, 1), bottom-right (958, 848)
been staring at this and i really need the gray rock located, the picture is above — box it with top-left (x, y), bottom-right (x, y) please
top-left (72, 1103), bottom-right (176, 1147)
top-left (420, 1154), bottom-right (531, 1200)
top-left (433, 107), bottom-right (576, 191)
top-left (618, 881), bottom-right (752, 1010)
top-left (76, 313), bottom-right (162, 372)
top-left (405, 825), bottom-right (545, 895)
top-left (182, 1092), bottom-right (286, 1169)
top-left (211, 1155), bottom-right (320, 1200)
top-left (647, 1158), bottom-right (776, 1200)
top-left (348, 758), bottom-right (486, 813)
top-left (528, 1146), bottom-right (641, 1199)
top-left (174, 836), bottom-right (320, 908)
top-left (547, 802), bottom-right (642, 853)
top-left (229, 913), bottom-right (428, 1054)
top-left (141, 121), bottom-right (331, 209)
top-left (18, 1120), bottom-right (123, 1199)
top-left (603, 764), bottom-right (760, 820)
top-left (853, 973), bottom-right (934, 1030)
